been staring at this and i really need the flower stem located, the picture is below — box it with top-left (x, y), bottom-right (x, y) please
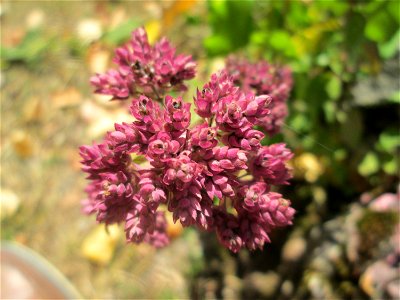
top-left (150, 85), bottom-right (162, 102)
top-left (208, 116), bottom-right (214, 127)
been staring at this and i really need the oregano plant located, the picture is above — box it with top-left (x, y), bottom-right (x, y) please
top-left (80, 27), bottom-right (294, 252)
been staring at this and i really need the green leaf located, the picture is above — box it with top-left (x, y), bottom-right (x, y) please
top-left (378, 129), bottom-right (400, 153)
top-left (326, 75), bottom-right (342, 100)
top-left (289, 114), bottom-right (310, 132)
top-left (102, 19), bottom-right (140, 45)
top-left (270, 30), bottom-right (296, 57)
top-left (365, 9), bottom-right (397, 42)
top-left (358, 152), bottom-right (380, 177)
top-left (204, 35), bottom-right (231, 56)
top-left (206, 0), bottom-right (254, 56)
top-left (378, 29), bottom-right (400, 59)
top-left (344, 12), bottom-right (366, 61)
top-left (383, 157), bottom-right (398, 175)
top-left (250, 31), bottom-right (268, 46)
top-left (270, 30), bottom-right (291, 50)
top-left (388, 91), bottom-right (400, 104)
top-left (323, 101), bottom-right (336, 123)
top-left (213, 196), bottom-right (220, 206)
top-left (1, 30), bottom-right (53, 65)
top-left (388, 1), bottom-right (400, 24)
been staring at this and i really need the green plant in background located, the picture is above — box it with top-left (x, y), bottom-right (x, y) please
top-left (1, 29), bottom-right (56, 67)
top-left (205, 0), bottom-right (399, 197)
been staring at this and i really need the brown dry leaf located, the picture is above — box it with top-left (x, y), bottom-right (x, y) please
top-left (92, 94), bottom-right (114, 106)
top-left (52, 88), bottom-right (82, 108)
top-left (14, 233), bottom-right (28, 245)
top-left (80, 100), bottom-right (131, 138)
top-left (80, 100), bottom-right (106, 123)
top-left (2, 27), bottom-right (25, 47)
top-left (109, 7), bottom-right (127, 29)
top-left (88, 111), bottom-right (131, 139)
top-left (23, 97), bottom-right (44, 122)
top-left (66, 148), bottom-right (84, 171)
top-left (87, 44), bottom-right (111, 74)
top-left (11, 130), bottom-right (35, 158)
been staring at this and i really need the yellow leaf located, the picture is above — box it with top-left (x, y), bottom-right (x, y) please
top-left (145, 20), bottom-right (161, 45)
top-left (52, 88), bottom-right (82, 108)
top-left (165, 210), bottom-right (183, 239)
top-left (81, 224), bottom-right (121, 265)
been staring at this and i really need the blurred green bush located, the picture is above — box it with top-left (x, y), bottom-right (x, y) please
top-left (205, 0), bottom-right (399, 201)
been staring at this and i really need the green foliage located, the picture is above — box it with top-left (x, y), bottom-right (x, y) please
top-left (102, 19), bottom-right (141, 45)
top-left (205, 1), bottom-right (399, 194)
top-left (205, 0), bottom-right (254, 56)
top-left (358, 152), bottom-right (379, 177)
top-left (1, 30), bottom-right (55, 67)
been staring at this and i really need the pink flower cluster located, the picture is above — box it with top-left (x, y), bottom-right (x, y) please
top-left (225, 56), bottom-right (293, 136)
top-left (80, 28), bottom-right (295, 252)
top-left (90, 27), bottom-right (196, 100)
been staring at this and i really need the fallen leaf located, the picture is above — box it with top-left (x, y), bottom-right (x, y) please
top-left (80, 100), bottom-right (131, 138)
top-left (109, 7), bottom-right (127, 30)
top-left (52, 88), bottom-right (82, 108)
top-left (87, 44), bottom-right (111, 74)
top-left (2, 27), bottom-right (25, 47)
top-left (23, 97), bottom-right (44, 122)
top-left (81, 224), bottom-right (121, 265)
top-left (11, 130), bottom-right (35, 158)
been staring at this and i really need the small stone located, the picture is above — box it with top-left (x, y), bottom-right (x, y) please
top-left (326, 244), bottom-right (342, 262)
top-left (281, 280), bottom-right (293, 297)
top-left (26, 9), bottom-right (45, 29)
top-left (77, 19), bottom-right (102, 43)
top-left (0, 190), bottom-right (20, 219)
top-left (246, 271), bottom-right (280, 297)
top-left (311, 256), bottom-right (334, 276)
top-left (282, 236), bottom-right (306, 262)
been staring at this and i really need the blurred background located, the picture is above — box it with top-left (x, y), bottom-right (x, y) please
top-left (1, 0), bottom-right (399, 299)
